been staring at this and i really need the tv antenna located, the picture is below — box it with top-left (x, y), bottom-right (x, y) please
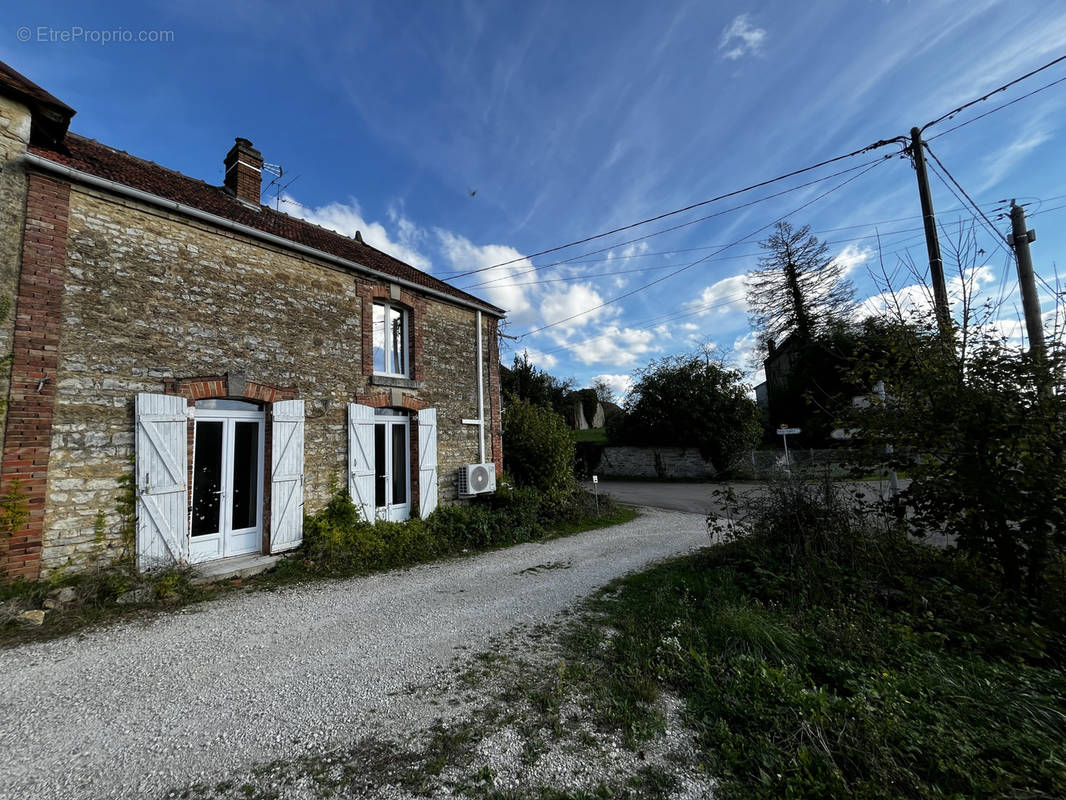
top-left (262, 162), bottom-right (301, 211)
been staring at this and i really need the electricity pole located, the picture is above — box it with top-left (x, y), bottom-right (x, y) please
top-left (1008, 201), bottom-right (1045, 358)
top-left (909, 127), bottom-right (952, 338)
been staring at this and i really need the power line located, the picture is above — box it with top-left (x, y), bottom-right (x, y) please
top-left (466, 227), bottom-right (932, 292)
top-left (922, 143), bottom-right (1011, 257)
top-left (919, 148), bottom-right (1016, 316)
top-left (535, 289), bottom-right (752, 358)
top-left (927, 73), bottom-right (1066, 142)
top-left (516, 155), bottom-right (894, 338)
top-left (464, 58), bottom-right (1066, 284)
top-left (461, 213), bottom-right (936, 291)
top-left (443, 138), bottom-right (908, 280)
top-left (921, 53), bottom-right (1066, 133)
top-left (443, 154), bottom-right (893, 282)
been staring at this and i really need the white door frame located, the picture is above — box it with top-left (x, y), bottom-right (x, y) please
top-left (190, 408), bottom-right (265, 563)
top-left (375, 414), bottom-right (411, 522)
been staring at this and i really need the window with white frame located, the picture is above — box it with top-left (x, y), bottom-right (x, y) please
top-left (372, 301), bottom-right (409, 377)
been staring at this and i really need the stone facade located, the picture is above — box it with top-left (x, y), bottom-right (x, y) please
top-left (0, 63), bottom-right (504, 580)
top-left (19, 185), bottom-right (501, 575)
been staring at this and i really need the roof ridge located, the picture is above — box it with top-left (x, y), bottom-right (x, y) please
top-left (34, 133), bottom-right (503, 314)
top-left (65, 131), bottom-right (226, 195)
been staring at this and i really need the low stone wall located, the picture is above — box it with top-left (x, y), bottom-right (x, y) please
top-left (595, 446), bottom-right (716, 480)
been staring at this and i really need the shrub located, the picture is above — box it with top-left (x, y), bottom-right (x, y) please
top-left (299, 485), bottom-right (620, 575)
top-left (847, 321), bottom-right (1066, 597)
top-left (609, 352), bottom-right (760, 474)
top-left (502, 398), bottom-right (575, 496)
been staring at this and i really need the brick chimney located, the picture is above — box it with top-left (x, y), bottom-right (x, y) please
top-left (223, 137), bottom-right (263, 205)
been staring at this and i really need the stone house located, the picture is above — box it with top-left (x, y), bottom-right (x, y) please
top-left (0, 61), bottom-right (504, 581)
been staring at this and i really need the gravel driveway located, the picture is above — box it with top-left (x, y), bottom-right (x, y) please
top-left (0, 508), bottom-right (707, 799)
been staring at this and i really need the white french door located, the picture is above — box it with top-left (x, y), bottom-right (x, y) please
top-left (374, 414), bottom-right (410, 522)
top-left (190, 407), bottom-right (265, 562)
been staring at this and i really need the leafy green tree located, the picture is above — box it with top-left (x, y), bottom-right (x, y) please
top-left (501, 351), bottom-right (573, 416)
top-left (608, 352), bottom-right (760, 473)
top-left (502, 398), bottom-right (575, 497)
top-left (847, 319), bottom-right (1066, 597)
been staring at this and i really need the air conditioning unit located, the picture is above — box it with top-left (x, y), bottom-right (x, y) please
top-left (459, 463), bottom-right (496, 497)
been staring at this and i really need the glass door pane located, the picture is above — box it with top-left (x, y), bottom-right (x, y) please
top-left (391, 423), bottom-right (407, 505)
top-left (375, 423), bottom-right (387, 509)
top-left (192, 421), bottom-right (223, 537)
top-left (230, 421), bottom-right (259, 530)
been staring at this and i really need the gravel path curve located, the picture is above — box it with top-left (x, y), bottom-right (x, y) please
top-left (0, 508), bottom-right (707, 799)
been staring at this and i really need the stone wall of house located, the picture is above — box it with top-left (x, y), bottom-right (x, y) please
top-left (0, 95), bottom-right (31, 435)
top-left (419, 302), bottom-right (499, 501)
top-left (38, 184), bottom-right (500, 573)
top-left (595, 446), bottom-right (717, 480)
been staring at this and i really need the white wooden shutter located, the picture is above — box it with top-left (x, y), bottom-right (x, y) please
top-left (270, 400), bottom-right (305, 553)
top-left (348, 403), bottom-right (376, 522)
top-left (418, 407), bottom-right (438, 518)
top-left (135, 393), bottom-right (189, 571)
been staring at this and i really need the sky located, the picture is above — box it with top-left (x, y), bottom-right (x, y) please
top-left (4, 1), bottom-right (1066, 401)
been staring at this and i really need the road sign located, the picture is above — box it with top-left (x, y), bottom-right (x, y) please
top-left (776, 427), bottom-right (801, 435)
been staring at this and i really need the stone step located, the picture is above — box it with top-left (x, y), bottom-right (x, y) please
top-left (190, 553), bottom-right (280, 584)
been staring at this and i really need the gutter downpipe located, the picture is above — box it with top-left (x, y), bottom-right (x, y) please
top-left (476, 310), bottom-right (485, 462)
top-left (22, 152), bottom-right (503, 318)
top-left (462, 310), bottom-right (486, 463)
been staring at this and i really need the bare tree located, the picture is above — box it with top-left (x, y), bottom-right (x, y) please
top-left (747, 221), bottom-right (856, 352)
top-left (590, 377), bottom-right (615, 405)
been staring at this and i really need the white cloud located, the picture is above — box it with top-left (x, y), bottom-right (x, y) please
top-left (560, 325), bottom-right (658, 367)
top-left (279, 193), bottom-right (432, 272)
top-left (589, 373), bottom-right (634, 401)
top-left (856, 266), bottom-right (1006, 326)
top-left (834, 244), bottom-right (873, 278)
top-left (719, 14), bottom-right (766, 60)
top-left (731, 331), bottom-right (764, 390)
top-left (436, 230), bottom-right (535, 322)
top-left (619, 241), bottom-right (650, 260)
top-left (685, 274), bottom-right (750, 316)
top-left (540, 283), bottom-right (611, 333)
top-left (856, 282), bottom-right (935, 322)
top-left (517, 347), bottom-right (558, 371)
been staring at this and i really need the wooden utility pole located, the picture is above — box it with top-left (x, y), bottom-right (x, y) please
top-left (909, 128), bottom-right (952, 338)
top-left (1008, 201), bottom-right (1046, 357)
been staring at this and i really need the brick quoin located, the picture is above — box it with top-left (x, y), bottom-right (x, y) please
top-left (0, 173), bottom-right (70, 580)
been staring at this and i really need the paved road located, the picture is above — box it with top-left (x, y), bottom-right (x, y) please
top-left (0, 508), bottom-right (708, 800)
top-left (590, 479), bottom-right (907, 517)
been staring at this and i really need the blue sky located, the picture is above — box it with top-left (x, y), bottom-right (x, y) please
top-left (5, 1), bottom-right (1066, 399)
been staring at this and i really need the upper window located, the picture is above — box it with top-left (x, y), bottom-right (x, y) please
top-left (373, 301), bottom-right (409, 377)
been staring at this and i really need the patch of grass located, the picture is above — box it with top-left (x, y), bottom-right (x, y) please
top-left (562, 480), bottom-right (1066, 799)
top-left (571, 428), bottom-right (608, 444)
top-left (546, 506), bottom-right (637, 538)
top-left (0, 565), bottom-right (226, 647)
